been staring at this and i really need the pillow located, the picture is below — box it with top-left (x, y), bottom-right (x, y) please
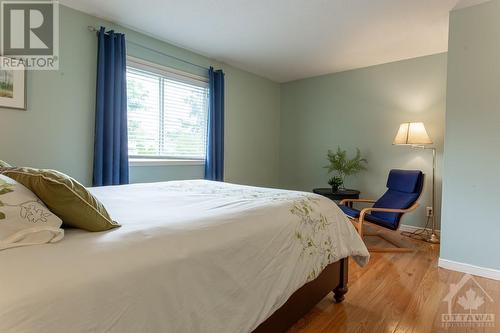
top-left (0, 175), bottom-right (64, 250)
top-left (0, 160), bottom-right (11, 167)
top-left (1, 167), bottom-right (120, 232)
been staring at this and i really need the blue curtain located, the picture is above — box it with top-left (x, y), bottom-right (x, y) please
top-left (92, 27), bottom-right (129, 186)
top-left (205, 67), bottom-right (225, 181)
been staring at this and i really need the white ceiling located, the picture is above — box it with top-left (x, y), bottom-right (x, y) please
top-left (61, 0), bottom-right (490, 82)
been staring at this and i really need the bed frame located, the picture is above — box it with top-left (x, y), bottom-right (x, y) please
top-left (252, 257), bottom-right (348, 333)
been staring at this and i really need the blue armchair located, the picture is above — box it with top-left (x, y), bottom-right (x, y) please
top-left (339, 169), bottom-right (424, 252)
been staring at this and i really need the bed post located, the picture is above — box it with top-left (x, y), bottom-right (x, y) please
top-left (333, 257), bottom-right (348, 303)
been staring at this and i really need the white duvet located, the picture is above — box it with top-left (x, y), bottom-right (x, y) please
top-left (0, 180), bottom-right (369, 333)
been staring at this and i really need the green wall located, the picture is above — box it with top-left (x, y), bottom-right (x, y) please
top-left (224, 66), bottom-right (281, 187)
top-left (0, 5), bottom-right (281, 187)
top-left (280, 54), bottom-right (447, 228)
top-left (441, 0), bottom-right (500, 271)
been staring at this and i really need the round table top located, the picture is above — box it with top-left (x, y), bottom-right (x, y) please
top-left (313, 188), bottom-right (360, 196)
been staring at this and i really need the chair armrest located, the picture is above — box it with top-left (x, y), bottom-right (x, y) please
top-left (339, 198), bottom-right (376, 205)
top-left (359, 203), bottom-right (420, 221)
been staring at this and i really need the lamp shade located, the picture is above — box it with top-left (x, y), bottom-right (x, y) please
top-left (393, 122), bottom-right (432, 145)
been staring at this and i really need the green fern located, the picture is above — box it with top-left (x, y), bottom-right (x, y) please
top-left (324, 147), bottom-right (367, 185)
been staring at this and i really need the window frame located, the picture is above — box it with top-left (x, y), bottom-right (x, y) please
top-left (126, 56), bottom-right (209, 166)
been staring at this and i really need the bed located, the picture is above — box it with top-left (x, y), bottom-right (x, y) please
top-left (0, 180), bottom-right (369, 333)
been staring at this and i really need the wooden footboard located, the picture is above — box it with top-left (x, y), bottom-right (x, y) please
top-left (252, 257), bottom-right (348, 333)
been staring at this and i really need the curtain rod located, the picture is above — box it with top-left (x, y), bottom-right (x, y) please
top-left (87, 26), bottom-right (209, 71)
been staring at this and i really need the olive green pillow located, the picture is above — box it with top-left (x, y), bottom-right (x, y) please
top-left (0, 160), bottom-right (11, 167)
top-left (1, 167), bottom-right (120, 232)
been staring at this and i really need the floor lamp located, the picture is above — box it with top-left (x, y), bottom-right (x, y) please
top-left (393, 122), bottom-right (440, 244)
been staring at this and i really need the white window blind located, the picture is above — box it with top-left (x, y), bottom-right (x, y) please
top-left (126, 60), bottom-right (209, 160)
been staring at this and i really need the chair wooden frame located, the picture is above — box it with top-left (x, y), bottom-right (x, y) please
top-left (339, 198), bottom-right (419, 252)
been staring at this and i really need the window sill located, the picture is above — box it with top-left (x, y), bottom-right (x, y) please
top-left (129, 158), bottom-right (205, 167)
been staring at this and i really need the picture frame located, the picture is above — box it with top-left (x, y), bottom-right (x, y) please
top-left (0, 64), bottom-right (26, 110)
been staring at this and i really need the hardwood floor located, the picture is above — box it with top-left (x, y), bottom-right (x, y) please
top-left (289, 229), bottom-right (500, 333)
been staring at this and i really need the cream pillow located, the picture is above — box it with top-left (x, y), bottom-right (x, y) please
top-left (0, 175), bottom-right (64, 250)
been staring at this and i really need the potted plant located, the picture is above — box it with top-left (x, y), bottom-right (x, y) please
top-left (327, 176), bottom-right (343, 193)
top-left (324, 147), bottom-right (368, 190)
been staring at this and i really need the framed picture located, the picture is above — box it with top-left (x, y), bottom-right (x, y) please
top-left (0, 66), bottom-right (26, 110)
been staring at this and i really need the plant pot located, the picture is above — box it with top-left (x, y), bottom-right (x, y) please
top-left (331, 185), bottom-right (339, 193)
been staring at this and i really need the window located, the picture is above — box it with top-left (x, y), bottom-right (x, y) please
top-left (126, 58), bottom-right (209, 162)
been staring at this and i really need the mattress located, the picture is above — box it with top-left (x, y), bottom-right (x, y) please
top-left (0, 180), bottom-right (369, 333)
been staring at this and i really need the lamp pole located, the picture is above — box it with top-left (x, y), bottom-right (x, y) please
top-left (414, 145), bottom-right (439, 244)
top-left (426, 147), bottom-right (439, 243)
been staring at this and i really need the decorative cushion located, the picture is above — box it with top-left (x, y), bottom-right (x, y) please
top-left (1, 167), bottom-right (120, 232)
top-left (0, 160), bottom-right (11, 168)
top-left (0, 175), bottom-right (64, 250)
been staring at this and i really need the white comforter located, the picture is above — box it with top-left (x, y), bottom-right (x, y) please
top-left (0, 180), bottom-right (369, 333)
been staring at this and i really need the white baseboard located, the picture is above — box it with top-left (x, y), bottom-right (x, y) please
top-left (399, 224), bottom-right (440, 236)
top-left (438, 258), bottom-right (500, 281)
top-left (399, 225), bottom-right (500, 281)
